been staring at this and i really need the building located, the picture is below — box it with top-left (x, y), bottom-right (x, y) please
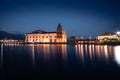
top-left (97, 32), bottom-right (117, 40)
top-left (3, 38), bottom-right (18, 44)
top-left (25, 24), bottom-right (67, 43)
top-left (97, 32), bottom-right (120, 43)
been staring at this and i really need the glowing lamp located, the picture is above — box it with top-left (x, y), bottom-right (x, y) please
top-left (116, 31), bottom-right (120, 35)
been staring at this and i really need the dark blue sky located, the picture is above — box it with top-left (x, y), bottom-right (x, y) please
top-left (0, 0), bottom-right (120, 38)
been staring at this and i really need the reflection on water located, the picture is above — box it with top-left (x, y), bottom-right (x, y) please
top-left (75, 44), bottom-right (114, 63)
top-left (2, 44), bottom-right (120, 79)
top-left (27, 44), bottom-right (67, 64)
top-left (114, 46), bottom-right (120, 66)
top-left (2, 44), bottom-right (120, 66)
top-left (1, 43), bottom-right (3, 72)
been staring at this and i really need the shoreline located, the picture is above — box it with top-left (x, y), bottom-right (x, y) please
top-left (1, 42), bottom-right (120, 45)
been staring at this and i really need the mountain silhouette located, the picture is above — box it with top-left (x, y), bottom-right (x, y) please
top-left (0, 30), bottom-right (25, 40)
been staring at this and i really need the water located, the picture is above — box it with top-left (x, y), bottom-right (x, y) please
top-left (1, 44), bottom-right (120, 80)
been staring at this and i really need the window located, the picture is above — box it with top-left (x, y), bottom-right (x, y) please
top-left (46, 36), bottom-right (48, 38)
top-left (50, 39), bottom-right (52, 42)
top-left (42, 36), bottom-right (44, 38)
top-left (54, 39), bottom-right (56, 42)
top-left (36, 39), bottom-right (37, 41)
top-left (50, 36), bottom-right (52, 38)
top-left (54, 36), bottom-right (56, 38)
top-left (36, 36), bottom-right (38, 38)
top-left (33, 36), bottom-right (34, 38)
top-left (39, 36), bottom-right (41, 38)
top-left (30, 36), bottom-right (31, 38)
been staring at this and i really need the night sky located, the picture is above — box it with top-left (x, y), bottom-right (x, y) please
top-left (0, 0), bottom-right (120, 38)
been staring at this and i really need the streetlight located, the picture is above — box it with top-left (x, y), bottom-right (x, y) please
top-left (89, 36), bottom-right (92, 40)
top-left (116, 31), bottom-right (120, 35)
top-left (81, 36), bottom-right (83, 39)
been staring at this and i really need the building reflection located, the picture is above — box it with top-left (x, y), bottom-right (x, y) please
top-left (56, 44), bottom-right (67, 61)
top-left (75, 44), bottom-right (114, 63)
top-left (27, 44), bottom-right (67, 64)
top-left (114, 46), bottom-right (120, 66)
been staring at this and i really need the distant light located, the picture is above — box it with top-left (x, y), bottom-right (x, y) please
top-left (89, 36), bottom-right (91, 39)
top-left (116, 31), bottom-right (120, 35)
top-left (114, 46), bottom-right (120, 66)
top-left (81, 36), bottom-right (83, 39)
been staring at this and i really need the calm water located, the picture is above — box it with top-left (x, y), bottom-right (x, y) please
top-left (1, 44), bottom-right (120, 80)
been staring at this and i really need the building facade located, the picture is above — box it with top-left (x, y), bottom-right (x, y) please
top-left (97, 32), bottom-right (117, 40)
top-left (25, 24), bottom-right (67, 43)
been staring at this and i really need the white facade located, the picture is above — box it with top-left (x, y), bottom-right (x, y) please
top-left (25, 24), bottom-right (67, 43)
top-left (98, 35), bottom-right (117, 40)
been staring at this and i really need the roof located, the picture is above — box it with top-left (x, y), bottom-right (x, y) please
top-left (32, 30), bottom-right (46, 33)
top-left (26, 30), bottom-right (57, 34)
top-left (99, 32), bottom-right (115, 36)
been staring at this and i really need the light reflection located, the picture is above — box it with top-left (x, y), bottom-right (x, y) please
top-left (55, 44), bottom-right (67, 62)
top-left (43, 44), bottom-right (50, 62)
top-left (104, 45), bottom-right (109, 61)
top-left (27, 44), bottom-right (67, 63)
top-left (75, 44), bottom-right (113, 63)
top-left (27, 44), bottom-right (35, 71)
top-left (114, 46), bottom-right (120, 66)
top-left (61, 44), bottom-right (67, 60)
top-left (75, 44), bottom-right (84, 62)
top-left (89, 45), bottom-right (93, 62)
top-left (1, 43), bottom-right (3, 73)
top-left (32, 44), bottom-right (35, 65)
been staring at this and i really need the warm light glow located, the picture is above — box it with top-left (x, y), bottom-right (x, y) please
top-left (114, 46), bottom-right (120, 66)
top-left (75, 44), bottom-right (84, 62)
top-left (104, 45), bottom-right (109, 61)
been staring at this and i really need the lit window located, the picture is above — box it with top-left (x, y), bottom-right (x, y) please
top-left (54, 39), bottom-right (56, 42)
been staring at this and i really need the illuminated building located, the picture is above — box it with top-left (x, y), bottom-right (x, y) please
top-left (3, 39), bottom-right (18, 44)
top-left (25, 24), bottom-right (67, 43)
top-left (97, 32), bottom-right (117, 40)
top-left (97, 32), bottom-right (120, 43)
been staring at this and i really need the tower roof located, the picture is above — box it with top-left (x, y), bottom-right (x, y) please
top-left (57, 23), bottom-right (62, 28)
